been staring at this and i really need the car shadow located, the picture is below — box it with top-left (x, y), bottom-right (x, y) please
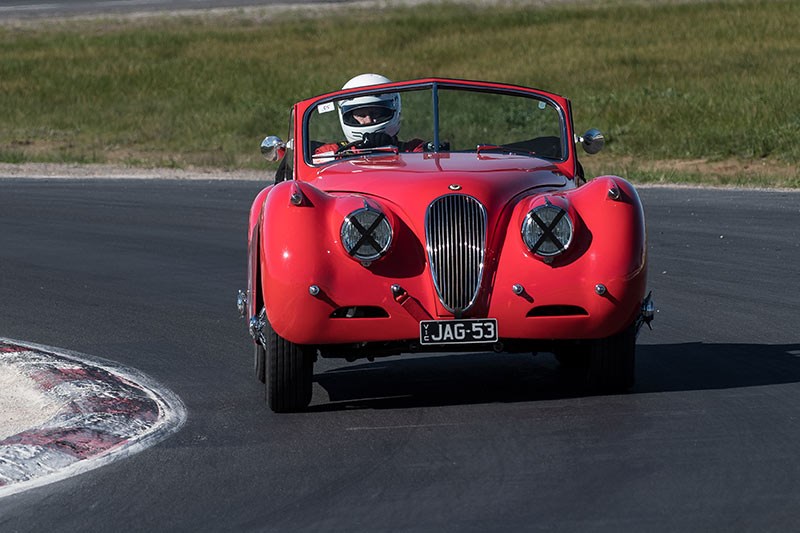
top-left (309, 343), bottom-right (800, 411)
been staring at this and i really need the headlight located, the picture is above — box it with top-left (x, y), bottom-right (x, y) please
top-left (341, 207), bottom-right (392, 261)
top-left (521, 203), bottom-right (573, 256)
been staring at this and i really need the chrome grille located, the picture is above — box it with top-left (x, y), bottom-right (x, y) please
top-left (425, 194), bottom-right (487, 313)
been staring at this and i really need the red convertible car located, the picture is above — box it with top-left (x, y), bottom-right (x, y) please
top-left (238, 76), bottom-right (654, 412)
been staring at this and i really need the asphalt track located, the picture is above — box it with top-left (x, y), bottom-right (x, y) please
top-left (0, 177), bottom-right (798, 530)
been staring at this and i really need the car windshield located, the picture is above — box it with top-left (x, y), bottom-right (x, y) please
top-left (306, 84), bottom-right (565, 164)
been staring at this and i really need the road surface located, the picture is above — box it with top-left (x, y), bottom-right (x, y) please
top-left (0, 178), bottom-right (798, 530)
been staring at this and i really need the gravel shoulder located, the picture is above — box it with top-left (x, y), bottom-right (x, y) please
top-left (2, 161), bottom-right (796, 190)
top-left (0, 163), bottom-right (269, 180)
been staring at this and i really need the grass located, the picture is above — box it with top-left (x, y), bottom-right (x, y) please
top-left (0, 0), bottom-right (798, 186)
top-left (588, 154), bottom-right (800, 189)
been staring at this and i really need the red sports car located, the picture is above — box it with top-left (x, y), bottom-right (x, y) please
top-left (238, 77), bottom-right (654, 412)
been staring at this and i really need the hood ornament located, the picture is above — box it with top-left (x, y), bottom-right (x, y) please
top-left (448, 184), bottom-right (462, 191)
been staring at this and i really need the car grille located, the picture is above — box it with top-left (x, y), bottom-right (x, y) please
top-left (425, 194), bottom-right (487, 314)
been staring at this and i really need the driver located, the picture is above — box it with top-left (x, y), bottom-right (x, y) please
top-left (315, 73), bottom-right (425, 156)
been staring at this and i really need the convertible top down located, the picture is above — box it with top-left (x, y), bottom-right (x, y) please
top-left (238, 77), bottom-right (654, 412)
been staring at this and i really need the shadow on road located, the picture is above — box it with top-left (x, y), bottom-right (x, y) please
top-left (310, 343), bottom-right (800, 411)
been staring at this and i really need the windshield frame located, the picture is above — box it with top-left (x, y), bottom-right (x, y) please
top-left (301, 80), bottom-right (569, 168)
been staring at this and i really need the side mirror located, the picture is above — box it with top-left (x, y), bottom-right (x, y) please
top-left (580, 128), bottom-right (605, 155)
top-left (260, 136), bottom-right (286, 162)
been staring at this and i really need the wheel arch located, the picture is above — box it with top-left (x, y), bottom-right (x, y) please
top-left (248, 186), bottom-right (272, 321)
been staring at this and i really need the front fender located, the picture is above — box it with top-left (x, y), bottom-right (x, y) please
top-left (247, 186), bottom-right (272, 320)
top-left (489, 176), bottom-right (647, 338)
top-left (570, 176), bottom-right (648, 331)
top-left (259, 182), bottom-right (360, 343)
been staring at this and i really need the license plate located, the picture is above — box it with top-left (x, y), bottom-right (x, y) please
top-left (419, 318), bottom-right (498, 345)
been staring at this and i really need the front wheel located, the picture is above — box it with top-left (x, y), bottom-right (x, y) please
top-left (554, 342), bottom-right (590, 370)
top-left (254, 342), bottom-right (266, 384)
top-left (264, 319), bottom-right (314, 413)
top-left (586, 323), bottom-right (636, 393)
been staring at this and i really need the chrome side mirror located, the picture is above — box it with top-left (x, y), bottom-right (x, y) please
top-left (260, 136), bottom-right (286, 162)
top-left (580, 128), bottom-right (605, 155)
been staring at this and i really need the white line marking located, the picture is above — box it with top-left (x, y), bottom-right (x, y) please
top-left (346, 423), bottom-right (462, 431)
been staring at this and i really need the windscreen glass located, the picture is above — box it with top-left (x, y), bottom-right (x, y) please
top-left (306, 85), bottom-right (564, 163)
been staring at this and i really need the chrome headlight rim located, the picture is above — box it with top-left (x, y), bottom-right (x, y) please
top-left (521, 204), bottom-right (573, 257)
top-left (340, 207), bottom-right (393, 262)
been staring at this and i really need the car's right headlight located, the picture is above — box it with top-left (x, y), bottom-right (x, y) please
top-left (521, 203), bottom-right (573, 257)
top-left (341, 207), bottom-right (392, 262)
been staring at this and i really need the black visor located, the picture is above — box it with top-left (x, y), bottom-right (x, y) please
top-left (341, 104), bottom-right (395, 127)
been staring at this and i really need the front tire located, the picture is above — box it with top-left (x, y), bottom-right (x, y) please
top-left (555, 342), bottom-right (590, 370)
top-left (255, 342), bottom-right (266, 384)
top-left (586, 323), bottom-right (636, 393)
top-left (264, 319), bottom-right (314, 413)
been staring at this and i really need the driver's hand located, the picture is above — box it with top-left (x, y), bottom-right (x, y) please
top-left (361, 132), bottom-right (396, 148)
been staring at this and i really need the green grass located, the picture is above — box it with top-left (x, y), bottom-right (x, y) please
top-left (590, 156), bottom-right (800, 189)
top-left (0, 0), bottom-right (798, 185)
top-left (630, 169), bottom-right (800, 189)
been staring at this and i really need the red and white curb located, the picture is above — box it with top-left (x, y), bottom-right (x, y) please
top-left (0, 338), bottom-right (186, 498)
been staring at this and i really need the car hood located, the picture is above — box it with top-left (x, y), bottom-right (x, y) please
top-left (311, 153), bottom-right (570, 212)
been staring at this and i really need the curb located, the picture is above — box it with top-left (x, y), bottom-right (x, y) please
top-left (0, 338), bottom-right (187, 498)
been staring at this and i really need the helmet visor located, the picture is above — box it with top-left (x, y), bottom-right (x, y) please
top-left (340, 104), bottom-right (396, 127)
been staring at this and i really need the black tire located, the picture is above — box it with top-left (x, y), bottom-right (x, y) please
top-left (264, 319), bottom-right (314, 413)
top-left (555, 343), bottom-right (590, 370)
top-left (254, 342), bottom-right (266, 384)
top-left (587, 323), bottom-right (636, 393)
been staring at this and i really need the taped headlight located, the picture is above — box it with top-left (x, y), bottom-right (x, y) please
top-left (341, 207), bottom-right (392, 261)
top-left (522, 204), bottom-right (573, 256)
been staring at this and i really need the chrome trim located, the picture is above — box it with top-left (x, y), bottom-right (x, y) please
top-left (608, 185), bottom-right (620, 200)
top-left (309, 285), bottom-right (320, 296)
top-left (237, 290), bottom-right (248, 318)
top-left (581, 128), bottom-right (605, 155)
top-left (290, 183), bottom-right (304, 206)
top-left (636, 291), bottom-right (655, 335)
top-left (512, 284), bottom-right (524, 296)
top-left (260, 135), bottom-right (286, 162)
top-left (340, 207), bottom-right (393, 262)
top-left (249, 308), bottom-right (267, 344)
top-left (595, 284), bottom-right (607, 296)
top-left (521, 204), bottom-right (573, 257)
top-left (425, 194), bottom-right (487, 314)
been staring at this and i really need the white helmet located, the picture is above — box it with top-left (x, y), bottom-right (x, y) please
top-left (337, 73), bottom-right (401, 143)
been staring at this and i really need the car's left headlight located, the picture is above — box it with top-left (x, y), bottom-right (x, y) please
top-left (341, 207), bottom-right (392, 262)
top-left (521, 203), bottom-right (573, 257)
